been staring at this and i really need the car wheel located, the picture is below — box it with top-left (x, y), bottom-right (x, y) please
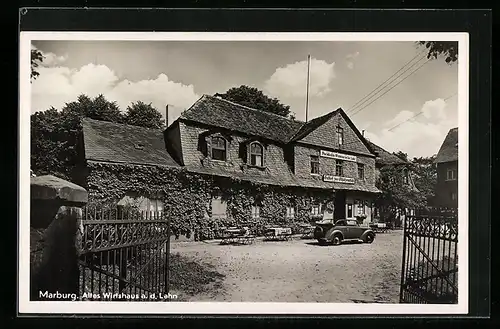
top-left (332, 234), bottom-right (342, 246)
top-left (365, 232), bottom-right (375, 244)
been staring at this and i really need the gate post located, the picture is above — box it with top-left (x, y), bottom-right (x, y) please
top-left (399, 211), bottom-right (409, 303)
top-left (30, 175), bottom-right (88, 301)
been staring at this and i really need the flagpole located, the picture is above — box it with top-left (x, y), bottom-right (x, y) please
top-left (305, 54), bottom-right (311, 122)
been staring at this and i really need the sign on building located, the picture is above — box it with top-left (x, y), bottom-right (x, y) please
top-left (320, 150), bottom-right (357, 162)
top-left (323, 175), bottom-right (355, 184)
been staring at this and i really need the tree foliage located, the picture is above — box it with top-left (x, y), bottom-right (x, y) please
top-left (214, 85), bottom-right (293, 118)
top-left (393, 151), bottom-right (409, 162)
top-left (31, 49), bottom-right (44, 82)
top-left (410, 155), bottom-right (438, 205)
top-left (125, 101), bottom-right (164, 129)
top-left (376, 165), bottom-right (426, 211)
top-left (417, 41), bottom-right (458, 64)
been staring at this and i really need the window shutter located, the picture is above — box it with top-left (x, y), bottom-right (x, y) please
top-left (247, 143), bottom-right (251, 165)
top-left (262, 144), bottom-right (267, 167)
top-left (225, 138), bottom-right (230, 161)
top-left (205, 136), bottom-right (212, 158)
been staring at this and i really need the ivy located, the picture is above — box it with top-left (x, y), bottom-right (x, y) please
top-left (86, 162), bottom-right (332, 241)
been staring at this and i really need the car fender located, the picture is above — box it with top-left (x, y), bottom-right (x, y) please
top-left (325, 228), bottom-right (345, 241)
top-left (360, 229), bottom-right (375, 240)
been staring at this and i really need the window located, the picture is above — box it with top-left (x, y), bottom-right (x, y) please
top-left (358, 163), bottom-right (365, 180)
top-left (446, 168), bottom-right (457, 181)
top-left (117, 194), bottom-right (164, 219)
top-left (251, 204), bottom-right (261, 219)
top-left (336, 220), bottom-right (347, 226)
top-left (286, 206), bottom-right (295, 218)
top-left (335, 160), bottom-right (343, 176)
top-left (250, 142), bottom-right (263, 166)
top-left (211, 197), bottom-right (227, 218)
top-left (355, 200), bottom-right (364, 215)
top-left (451, 192), bottom-right (457, 201)
top-left (211, 136), bottom-right (227, 161)
top-left (310, 155), bottom-right (320, 174)
top-left (402, 168), bottom-right (409, 184)
top-left (336, 126), bottom-right (344, 145)
top-left (311, 204), bottom-right (321, 216)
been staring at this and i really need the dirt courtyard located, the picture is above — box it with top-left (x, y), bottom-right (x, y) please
top-left (170, 230), bottom-right (404, 303)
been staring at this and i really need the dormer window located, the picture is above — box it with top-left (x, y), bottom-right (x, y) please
top-left (211, 136), bottom-right (227, 161)
top-left (250, 142), bottom-right (263, 167)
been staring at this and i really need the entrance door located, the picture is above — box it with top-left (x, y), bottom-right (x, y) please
top-left (346, 202), bottom-right (354, 219)
top-left (334, 191), bottom-right (346, 220)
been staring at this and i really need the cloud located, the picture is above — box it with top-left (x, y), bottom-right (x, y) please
top-left (345, 51), bottom-right (360, 69)
top-left (364, 97), bottom-right (456, 158)
top-left (31, 45), bottom-right (68, 67)
top-left (31, 62), bottom-right (200, 124)
top-left (264, 58), bottom-right (335, 99)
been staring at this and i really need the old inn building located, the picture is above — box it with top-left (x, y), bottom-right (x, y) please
top-left (78, 95), bottom-right (382, 234)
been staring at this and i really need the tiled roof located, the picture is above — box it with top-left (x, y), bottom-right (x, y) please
top-left (367, 141), bottom-right (408, 166)
top-left (179, 95), bottom-right (304, 143)
top-left (290, 111), bottom-right (338, 141)
top-left (185, 163), bottom-right (380, 193)
top-left (291, 108), bottom-right (377, 156)
top-left (82, 118), bottom-right (180, 167)
top-left (435, 128), bottom-right (458, 163)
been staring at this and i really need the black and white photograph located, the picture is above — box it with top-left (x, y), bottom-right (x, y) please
top-left (19, 31), bottom-right (469, 315)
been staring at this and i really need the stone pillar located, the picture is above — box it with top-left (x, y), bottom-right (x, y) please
top-left (30, 175), bottom-right (88, 301)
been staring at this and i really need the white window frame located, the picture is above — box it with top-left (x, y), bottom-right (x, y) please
top-left (211, 196), bottom-right (227, 218)
top-left (249, 142), bottom-right (264, 167)
top-left (211, 136), bottom-right (227, 161)
top-left (251, 204), bottom-right (261, 219)
top-left (310, 155), bottom-right (320, 175)
top-left (446, 168), bottom-right (457, 181)
top-left (311, 204), bottom-right (321, 216)
top-left (286, 205), bottom-right (296, 219)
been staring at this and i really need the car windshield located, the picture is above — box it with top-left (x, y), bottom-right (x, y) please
top-left (347, 220), bottom-right (358, 226)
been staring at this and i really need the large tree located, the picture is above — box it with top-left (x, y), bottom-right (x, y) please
top-left (214, 85), bottom-right (293, 118)
top-left (375, 165), bottom-right (426, 226)
top-left (31, 48), bottom-right (44, 82)
top-left (31, 94), bottom-right (125, 180)
top-left (417, 41), bottom-right (458, 64)
top-left (124, 101), bottom-right (164, 129)
top-left (410, 155), bottom-right (438, 205)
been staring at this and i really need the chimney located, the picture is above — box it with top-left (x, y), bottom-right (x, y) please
top-left (362, 130), bottom-right (365, 137)
top-left (165, 105), bottom-right (169, 128)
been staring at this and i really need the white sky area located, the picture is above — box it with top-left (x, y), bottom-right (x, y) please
top-left (31, 40), bottom-right (458, 158)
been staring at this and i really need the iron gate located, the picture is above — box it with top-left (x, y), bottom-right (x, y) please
top-left (400, 207), bottom-right (458, 304)
top-left (78, 205), bottom-right (171, 301)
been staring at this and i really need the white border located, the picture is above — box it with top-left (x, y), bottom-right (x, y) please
top-left (19, 32), bottom-right (469, 315)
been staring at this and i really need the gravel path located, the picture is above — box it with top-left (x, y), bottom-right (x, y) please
top-left (170, 230), bottom-right (404, 303)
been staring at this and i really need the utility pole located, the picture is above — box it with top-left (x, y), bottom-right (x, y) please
top-left (305, 54), bottom-right (311, 122)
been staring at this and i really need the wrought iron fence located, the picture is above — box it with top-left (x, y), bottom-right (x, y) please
top-left (400, 207), bottom-right (458, 304)
top-left (78, 205), bottom-right (171, 301)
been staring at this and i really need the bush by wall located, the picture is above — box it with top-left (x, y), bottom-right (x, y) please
top-left (86, 162), bottom-right (332, 240)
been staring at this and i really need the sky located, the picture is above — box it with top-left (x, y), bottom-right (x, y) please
top-left (31, 40), bottom-right (459, 158)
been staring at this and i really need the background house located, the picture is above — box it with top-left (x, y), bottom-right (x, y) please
top-left (433, 127), bottom-right (458, 208)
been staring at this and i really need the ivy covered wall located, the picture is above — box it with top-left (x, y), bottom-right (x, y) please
top-left (85, 161), bottom-right (334, 240)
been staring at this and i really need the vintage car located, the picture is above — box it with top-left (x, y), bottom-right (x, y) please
top-left (313, 219), bottom-right (375, 245)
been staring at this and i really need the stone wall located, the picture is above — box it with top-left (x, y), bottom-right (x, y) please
top-left (30, 175), bottom-right (88, 301)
